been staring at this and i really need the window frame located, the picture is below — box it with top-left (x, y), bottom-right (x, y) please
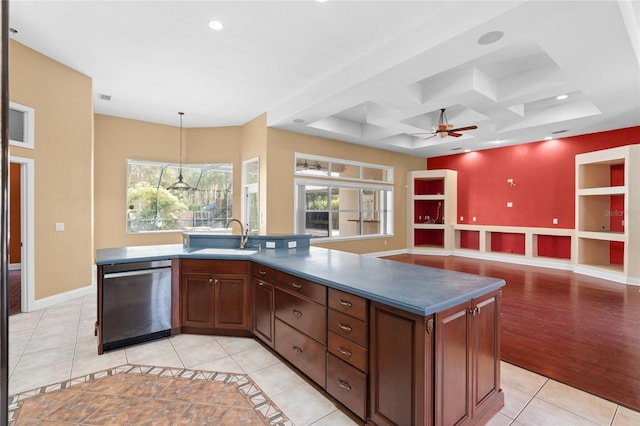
top-left (9, 101), bottom-right (35, 149)
top-left (294, 153), bottom-right (394, 242)
top-left (126, 159), bottom-right (233, 234)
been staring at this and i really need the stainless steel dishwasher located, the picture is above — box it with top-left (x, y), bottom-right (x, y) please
top-left (101, 260), bottom-right (172, 351)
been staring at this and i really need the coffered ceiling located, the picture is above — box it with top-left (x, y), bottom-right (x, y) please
top-left (9, 0), bottom-right (640, 157)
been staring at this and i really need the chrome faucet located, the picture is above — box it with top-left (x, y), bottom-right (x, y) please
top-left (225, 218), bottom-right (249, 249)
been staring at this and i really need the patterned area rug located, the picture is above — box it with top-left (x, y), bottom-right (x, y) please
top-left (9, 364), bottom-right (290, 425)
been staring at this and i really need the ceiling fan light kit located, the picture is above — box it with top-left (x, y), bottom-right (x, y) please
top-left (415, 108), bottom-right (478, 140)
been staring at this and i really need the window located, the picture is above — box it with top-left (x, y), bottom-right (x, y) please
top-left (9, 102), bottom-right (35, 149)
top-left (243, 157), bottom-right (260, 234)
top-left (126, 160), bottom-right (233, 233)
top-left (294, 154), bottom-right (393, 240)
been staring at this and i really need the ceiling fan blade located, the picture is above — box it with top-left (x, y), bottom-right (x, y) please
top-left (422, 134), bottom-right (437, 140)
top-left (449, 132), bottom-right (463, 137)
top-left (448, 125), bottom-right (478, 133)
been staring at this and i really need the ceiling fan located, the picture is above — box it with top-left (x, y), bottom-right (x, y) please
top-left (414, 108), bottom-right (478, 140)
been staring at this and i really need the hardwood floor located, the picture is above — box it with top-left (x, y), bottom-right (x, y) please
top-left (9, 269), bottom-right (21, 316)
top-left (384, 254), bottom-right (640, 412)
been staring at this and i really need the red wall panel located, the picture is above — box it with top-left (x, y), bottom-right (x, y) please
top-left (427, 126), bottom-right (640, 229)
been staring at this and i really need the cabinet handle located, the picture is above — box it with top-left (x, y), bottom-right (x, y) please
top-left (338, 347), bottom-right (352, 357)
top-left (337, 379), bottom-right (352, 391)
top-left (293, 309), bottom-right (303, 317)
top-left (291, 282), bottom-right (302, 289)
top-left (258, 281), bottom-right (265, 287)
top-left (468, 307), bottom-right (481, 316)
top-left (338, 323), bottom-right (352, 332)
top-left (292, 346), bottom-right (302, 353)
top-left (338, 299), bottom-right (353, 308)
top-left (208, 277), bottom-right (214, 285)
top-left (259, 270), bottom-right (267, 275)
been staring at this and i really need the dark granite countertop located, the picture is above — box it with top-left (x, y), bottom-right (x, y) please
top-left (95, 245), bottom-right (505, 316)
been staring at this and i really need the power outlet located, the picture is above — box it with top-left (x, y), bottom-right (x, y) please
top-left (287, 241), bottom-right (297, 249)
top-left (265, 241), bottom-right (276, 249)
top-left (553, 218), bottom-right (558, 225)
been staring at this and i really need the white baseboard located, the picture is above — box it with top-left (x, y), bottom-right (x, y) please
top-left (364, 248), bottom-right (409, 258)
top-left (30, 283), bottom-right (96, 312)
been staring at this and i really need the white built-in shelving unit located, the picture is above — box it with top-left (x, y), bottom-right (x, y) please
top-left (407, 170), bottom-right (457, 251)
top-left (574, 144), bottom-right (639, 284)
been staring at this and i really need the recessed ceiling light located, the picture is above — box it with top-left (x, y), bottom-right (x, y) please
top-left (544, 136), bottom-right (553, 140)
top-left (464, 149), bottom-right (471, 153)
top-left (9, 28), bottom-right (17, 34)
top-left (208, 20), bottom-right (224, 31)
top-left (478, 31), bottom-right (504, 45)
top-left (98, 94), bottom-right (111, 101)
top-left (556, 94), bottom-right (568, 100)
top-left (293, 118), bottom-right (305, 124)
top-left (552, 129), bottom-right (568, 134)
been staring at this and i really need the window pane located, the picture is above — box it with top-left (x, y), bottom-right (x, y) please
top-left (363, 167), bottom-right (386, 181)
top-left (246, 161), bottom-right (259, 185)
top-left (127, 161), bottom-right (232, 232)
top-left (331, 162), bottom-right (360, 179)
top-left (9, 108), bottom-right (25, 142)
top-left (296, 157), bottom-right (329, 176)
top-left (306, 186), bottom-right (328, 210)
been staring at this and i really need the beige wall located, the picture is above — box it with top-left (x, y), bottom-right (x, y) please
top-left (265, 128), bottom-right (425, 254)
top-left (94, 115), bottom-right (246, 249)
top-left (9, 40), bottom-right (94, 299)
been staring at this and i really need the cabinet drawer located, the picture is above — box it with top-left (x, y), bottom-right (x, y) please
top-left (181, 259), bottom-right (248, 274)
top-left (328, 309), bottom-right (367, 347)
top-left (327, 353), bottom-right (367, 419)
top-left (275, 319), bottom-right (326, 388)
top-left (276, 271), bottom-right (326, 305)
top-left (252, 263), bottom-right (275, 282)
top-left (328, 288), bottom-right (367, 321)
top-left (275, 288), bottom-right (326, 343)
top-left (328, 331), bottom-right (367, 372)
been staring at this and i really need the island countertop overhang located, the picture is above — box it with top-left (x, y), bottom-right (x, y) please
top-left (95, 244), bottom-right (505, 317)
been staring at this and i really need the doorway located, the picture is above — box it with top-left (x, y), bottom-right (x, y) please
top-left (9, 156), bottom-right (34, 313)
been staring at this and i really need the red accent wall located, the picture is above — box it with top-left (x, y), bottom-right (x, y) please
top-left (426, 126), bottom-right (640, 229)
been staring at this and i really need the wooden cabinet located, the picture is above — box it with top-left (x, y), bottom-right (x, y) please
top-left (180, 259), bottom-right (249, 333)
top-left (252, 263), bottom-right (275, 348)
top-left (435, 289), bottom-right (503, 426)
top-left (274, 270), bottom-right (327, 388)
top-left (326, 288), bottom-right (368, 419)
top-left (369, 301), bottom-right (434, 426)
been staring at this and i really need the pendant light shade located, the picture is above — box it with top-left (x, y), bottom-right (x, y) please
top-left (166, 112), bottom-right (195, 191)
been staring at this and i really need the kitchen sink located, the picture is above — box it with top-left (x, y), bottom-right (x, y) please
top-left (191, 248), bottom-right (258, 256)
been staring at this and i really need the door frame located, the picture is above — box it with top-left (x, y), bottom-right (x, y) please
top-left (9, 156), bottom-right (34, 313)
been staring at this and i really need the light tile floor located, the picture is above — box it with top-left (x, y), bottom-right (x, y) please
top-left (8, 294), bottom-right (640, 425)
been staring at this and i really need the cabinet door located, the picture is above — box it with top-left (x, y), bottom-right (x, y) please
top-left (214, 273), bottom-right (249, 330)
top-left (471, 290), bottom-right (501, 420)
top-left (182, 272), bottom-right (215, 328)
top-left (435, 300), bottom-right (471, 426)
top-left (369, 302), bottom-right (434, 426)
top-left (253, 277), bottom-right (275, 347)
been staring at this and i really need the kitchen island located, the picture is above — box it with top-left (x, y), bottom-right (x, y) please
top-left (96, 244), bottom-right (505, 425)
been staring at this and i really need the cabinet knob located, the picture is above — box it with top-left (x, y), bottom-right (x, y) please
top-left (259, 270), bottom-right (267, 275)
top-left (293, 309), bottom-right (303, 317)
top-left (258, 281), bottom-right (264, 287)
top-left (337, 379), bottom-right (352, 391)
top-left (208, 277), bottom-right (214, 285)
top-left (338, 347), bottom-right (352, 357)
top-left (338, 299), bottom-right (353, 308)
top-left (292, 346), bottom-right (302, 353)
top-left (291, 282), bottom-right (302, 290)
top-left (338, 323), bottom-right (353, 333)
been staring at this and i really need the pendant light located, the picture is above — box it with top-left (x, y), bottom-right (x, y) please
top-left (166, 112), bottom-right (195, 191)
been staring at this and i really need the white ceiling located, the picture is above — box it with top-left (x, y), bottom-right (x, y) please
top-left (9, 0), bottom-right (640, 158)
